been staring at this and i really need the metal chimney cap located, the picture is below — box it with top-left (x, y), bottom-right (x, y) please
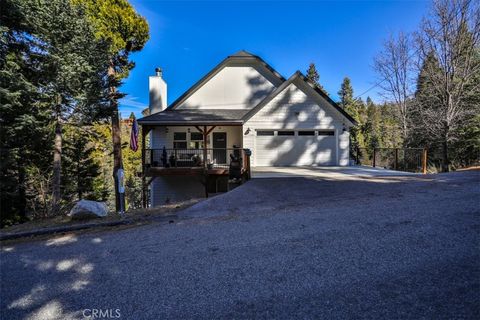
top-left (155, 67), bottom-right (163, 77)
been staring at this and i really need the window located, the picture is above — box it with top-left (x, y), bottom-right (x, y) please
top-left (277, 131), bottom-right (295, 136)
top-left (173, 132), bottom-right (187, 149)
top-left (174, 132), bottom-right (186, 140)
top-left (257, 131), bottom-right (275, 136)
top-left (318, 130), bottom-right (335, 136)
top-left (298, 131), bottom-right (315, 136)
top-left (190, 132), bottom-right (203, 140)
top-left (189, 132), bottom-right (204, 149)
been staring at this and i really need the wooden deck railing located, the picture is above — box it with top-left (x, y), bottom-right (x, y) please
top-left (144, 148), bottom-right (248, 170)
top-left (141, 147), bottom-right (252, 207)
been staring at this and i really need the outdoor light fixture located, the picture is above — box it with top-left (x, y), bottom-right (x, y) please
top-left (342, 123), bottom-right (346, 132)
top-left (165, 127), bottom-right (169, 133)
top-left (244, 128), bottom-right (251, 135)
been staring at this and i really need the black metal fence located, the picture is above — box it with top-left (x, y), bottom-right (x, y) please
top-left (352, 147), bottom-right (426, 173)
top-left (145, 148), bottom-right (246, 170)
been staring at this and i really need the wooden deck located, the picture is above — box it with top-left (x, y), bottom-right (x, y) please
top-left (139, 142), bottom-right (252, 207)
top-left (145, 166), bottom-right (230, 177)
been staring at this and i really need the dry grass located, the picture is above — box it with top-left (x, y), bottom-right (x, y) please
top-left (0, 199), bottom-right (201, 235)
top-left (457, 166), bottom-right (480, 171)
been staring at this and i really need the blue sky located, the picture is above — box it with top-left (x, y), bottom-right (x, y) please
top-left (119, 0), bottom-right (430, 118)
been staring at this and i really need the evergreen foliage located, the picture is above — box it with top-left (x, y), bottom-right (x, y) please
top-left (62, 126), bottom-right (101, 201)
top-left (306, 63), bottom-right (319, 85)
top-left (408, 0), bottom-right (479, 170)
top-left (73, 0), bottom-right (149, 212)
top-left (306, 62), bottom-right (328, 94)
top-left (0, 0), bottom-right (146, 226)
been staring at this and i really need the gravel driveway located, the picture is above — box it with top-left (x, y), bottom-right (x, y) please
top-left (1, 171), bottom-right (479, 319)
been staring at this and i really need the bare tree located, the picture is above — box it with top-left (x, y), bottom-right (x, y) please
top-left (374, 32), bottom-right (416, 144)
top-left (415, 0), bottom-right (480, 171)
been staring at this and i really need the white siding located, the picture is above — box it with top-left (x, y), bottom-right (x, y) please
top-left (177, 64), bottom-right (278, 110)
top-left (150, 127), bottom-right (168, 148)
top-left (151, 176), bottom-right (204, 206)
top-left (243, 79), bottom-right (350, 166)
top-left (151, 126), bottom-right (242, 150)
top-left (338, 130), bottom-right (350, 166)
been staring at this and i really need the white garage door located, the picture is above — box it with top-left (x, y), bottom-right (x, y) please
top-left (255, 130), bottom-right (337, 166)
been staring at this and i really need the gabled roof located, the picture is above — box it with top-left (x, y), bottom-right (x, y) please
top-left (139, 51), bottom-right (356, 126)
top-left (242, 71), bottom-right (357, 125)
top-left (168, 51), bottom-right (286, 110)
top-left (137, 108), bottom-right (248, 126)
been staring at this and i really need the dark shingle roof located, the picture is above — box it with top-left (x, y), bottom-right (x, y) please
top-left (137, 109), bottom-right (248, 125)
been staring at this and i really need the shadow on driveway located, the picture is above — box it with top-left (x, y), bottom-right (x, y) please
top-left (1, 171), bottom-right (479, 319)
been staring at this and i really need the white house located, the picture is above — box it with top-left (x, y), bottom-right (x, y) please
top-left (138, 51), bottom-right (355, 206)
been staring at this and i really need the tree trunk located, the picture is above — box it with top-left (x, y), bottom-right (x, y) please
top-left (17, 157), bottom-right (27, 221)
top-left (108, 63), bottom-right (125, 212)
top-left (442, 135), bottom-right (449, 173)
top-left (52, 114), bottom-right (62, 215)
top-left (77, 158), bottom-right (82, 200)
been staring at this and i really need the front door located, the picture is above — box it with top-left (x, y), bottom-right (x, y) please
top-left (212, 132), bottom-right (227, 164)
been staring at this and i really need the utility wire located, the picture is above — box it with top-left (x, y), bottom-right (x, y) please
top-left (353, 10), bottom-right (457, 101)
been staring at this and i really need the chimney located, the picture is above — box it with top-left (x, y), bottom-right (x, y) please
top-left (149, 67), bottom-right (167, 114)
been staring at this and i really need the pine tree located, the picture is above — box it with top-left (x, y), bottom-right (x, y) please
top-left (410, 51), bottom-right (441, 148)
top-left (0, 4), bottom-right (52, 223)
top-left (1, 0), bottom-right (110, 222)
top-left (74, 0), bottom-right (149, 212)
top-left (306, 63), bottom-right (319, 85)
top-left (337, 77), bottom-right (368, 154)
top-left (365, 97), bottom-right (381, 151)
top-left (61, 127), bottom-right (100, 201)
top-left (413, 0), bottom-right (479, 171)
top-left (338, 77), bottom-right (354, 111)
top-left (20, 0), bottom-right (110, 214)
top-left (378, 103), bottom-right (403, 149)
top-left (306, 62), bottom-right (327, 94)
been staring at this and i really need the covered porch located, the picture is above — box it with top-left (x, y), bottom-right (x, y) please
top-left (138, 110), bottom-right (252, 207)
top-left (141, 124), bottom-right (249, 173)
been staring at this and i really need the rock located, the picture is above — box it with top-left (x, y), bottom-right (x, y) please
top-left (69, 200), bottom-right (108, 220)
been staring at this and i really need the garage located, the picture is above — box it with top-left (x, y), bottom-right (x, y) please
top-left (254, 130), bottom-right (337, 166)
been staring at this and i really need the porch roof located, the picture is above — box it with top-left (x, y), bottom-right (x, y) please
top-left (137, 108), bottom-right (247, 126)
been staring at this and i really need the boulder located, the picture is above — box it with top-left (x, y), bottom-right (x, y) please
top-left (69, 200), bottom-right (108, 220)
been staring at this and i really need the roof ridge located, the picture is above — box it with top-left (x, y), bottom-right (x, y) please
top-left (229, 50), bottom-right (255, 57)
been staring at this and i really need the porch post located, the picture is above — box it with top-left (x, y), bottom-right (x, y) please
top-left (141, 126), bottom-right (147, 208)
top-left (203, 125), bottom-right (208, 169)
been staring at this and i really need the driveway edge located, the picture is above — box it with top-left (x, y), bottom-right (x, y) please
top-left (0, 214), bottom-right (178, 241)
